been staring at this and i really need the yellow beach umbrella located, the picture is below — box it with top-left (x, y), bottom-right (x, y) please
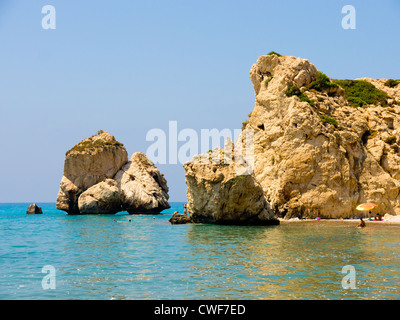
top-left (356, 203), bottom-right (378, 211)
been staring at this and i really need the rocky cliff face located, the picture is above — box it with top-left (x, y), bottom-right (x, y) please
top-left (184, 53), bottom-right (400, 220)
top-left (56, 131), bottom-right (170, 214)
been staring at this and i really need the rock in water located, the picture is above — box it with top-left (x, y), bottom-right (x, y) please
top-left (184, 148), bottom-right (279, 225)
top-left (245, 54), bottom-right (400, 218)
top-left (78, 179), bottom-right (121, 214)
top-left (114, 152), bottom-right (170, 214)
top-left (56, 130), bottom-right (128, 214)
top-left (169, 214), bottom-right (193, 224)
top-left (26, 203), bottom-right (43, 214)
top-left (56, 132), bottom-right (170, 215)
top-left (184, 53), bottom-right (400, 220)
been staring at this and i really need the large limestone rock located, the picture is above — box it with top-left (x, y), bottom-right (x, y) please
top-left (184, 150), bottom-right (278, 225)
top-left (78, 179), bottom-right (121, 214)
top-left (56, 131), bottom-right (128, 214)
top-left (184, 53), bottom-right (400, 220)
top-left (114, 152), bottom-right (170, 214)
top-left (245, 54), bottom-right (400, 218)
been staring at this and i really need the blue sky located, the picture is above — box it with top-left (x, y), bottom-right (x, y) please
top-left (0, 0), bottom-right (399, 203)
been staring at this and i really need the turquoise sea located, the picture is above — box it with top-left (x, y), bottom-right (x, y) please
top-left (0, 202), bottom-right (399, 300)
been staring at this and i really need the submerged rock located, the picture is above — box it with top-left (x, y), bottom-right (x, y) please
top-left (26, 203), bottom-right (43, 214)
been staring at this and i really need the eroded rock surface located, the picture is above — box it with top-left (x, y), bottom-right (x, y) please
top-left (114, 152), bottom-right (170, 214)
top-left (56, 132), bottom-right (169, 214)
top-left (78, 179), bottom-right (121, 214)
top-left (184, 53), bottom-right (400, 220)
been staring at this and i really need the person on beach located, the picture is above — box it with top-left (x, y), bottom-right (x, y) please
top-left (374, 213), bottom-right (382, 221)
top-left (368, 211), bottom-right (373, 221)
top-left (183, 204), bottom-right (188, 216)
top-left (357, 218), bottom-right (366, 228)
top-left (173, 211), bottom-right (179, 216)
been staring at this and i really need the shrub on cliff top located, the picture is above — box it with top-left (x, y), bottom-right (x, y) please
top-left (267, 51), bottom-right (282, 57)
top-left (66, 137), bottom-right (124, 156)
top-left (333, 79), bottom-right (389, 107)
top-left (385, 79), bottom-right (400, 88)
top-left (308, 72), bottom-right (339, 92)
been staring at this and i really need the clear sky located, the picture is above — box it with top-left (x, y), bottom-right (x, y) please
top-left (0, 0), bottom-right (399, 203)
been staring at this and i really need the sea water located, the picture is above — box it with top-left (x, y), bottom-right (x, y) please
top-left (0, 202), bottom-right (399, 300)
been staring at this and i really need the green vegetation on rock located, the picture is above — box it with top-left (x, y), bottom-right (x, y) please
top-left (333, 79), bottom-right (389, 107)
top-left (66, 136), bottom-right (124, 156)
top-left (385, 79), bottom-right (400, 88)
top-left (307, 72), bottom-right (339, 91)
top-left (318, 114), bottom-right (338, 128)
top-left (267, 51), bottom-right (282, 57)
top-left (285, 85), bottom-right (315, 106)
top-left (230, 175), bottom-right (247, 186)
top-left (264, 76), bottom-right (273, 86)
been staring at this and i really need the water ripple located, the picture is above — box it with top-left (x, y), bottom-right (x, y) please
top-left (1, 204), bottom-right (399, 299)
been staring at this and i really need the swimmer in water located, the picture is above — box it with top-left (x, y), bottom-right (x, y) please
top-left (357, 218), bottom-right (366, 228)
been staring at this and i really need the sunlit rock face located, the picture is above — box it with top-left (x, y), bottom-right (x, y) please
top-left (185, 53), bottom-right (400, 220)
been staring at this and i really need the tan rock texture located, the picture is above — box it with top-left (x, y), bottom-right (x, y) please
top-left (57, 132), bottom-right (170, 215)
top-left (185, 54), bottom-right (400, 220)
top-left (184, 151), bottom-right (278, 225)
top-left (26, 203), bottom-right (43, 214)
top-left (114, 152), bottom-right (170, 214)
top-left (78, 179), bottom-right (121, 214)
top-left (56, 131), bottom-right (128, 214)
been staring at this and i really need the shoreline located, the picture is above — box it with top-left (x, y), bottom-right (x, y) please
top-left (279, 215), bottom-right (400, 226)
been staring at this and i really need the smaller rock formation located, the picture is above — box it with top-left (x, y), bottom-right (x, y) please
top-left (169, 214), bottom-right (193, 225)
top-left (184, 148), bottom-right (279, 225)
top-left (26, 203), bottom-right (43, 214)
top-left (78, 179), bottom-right (121, 214)
top-left (115, 152), bottom-right (170, 214)
top-left (56, 131), bottom-right (170, 215)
